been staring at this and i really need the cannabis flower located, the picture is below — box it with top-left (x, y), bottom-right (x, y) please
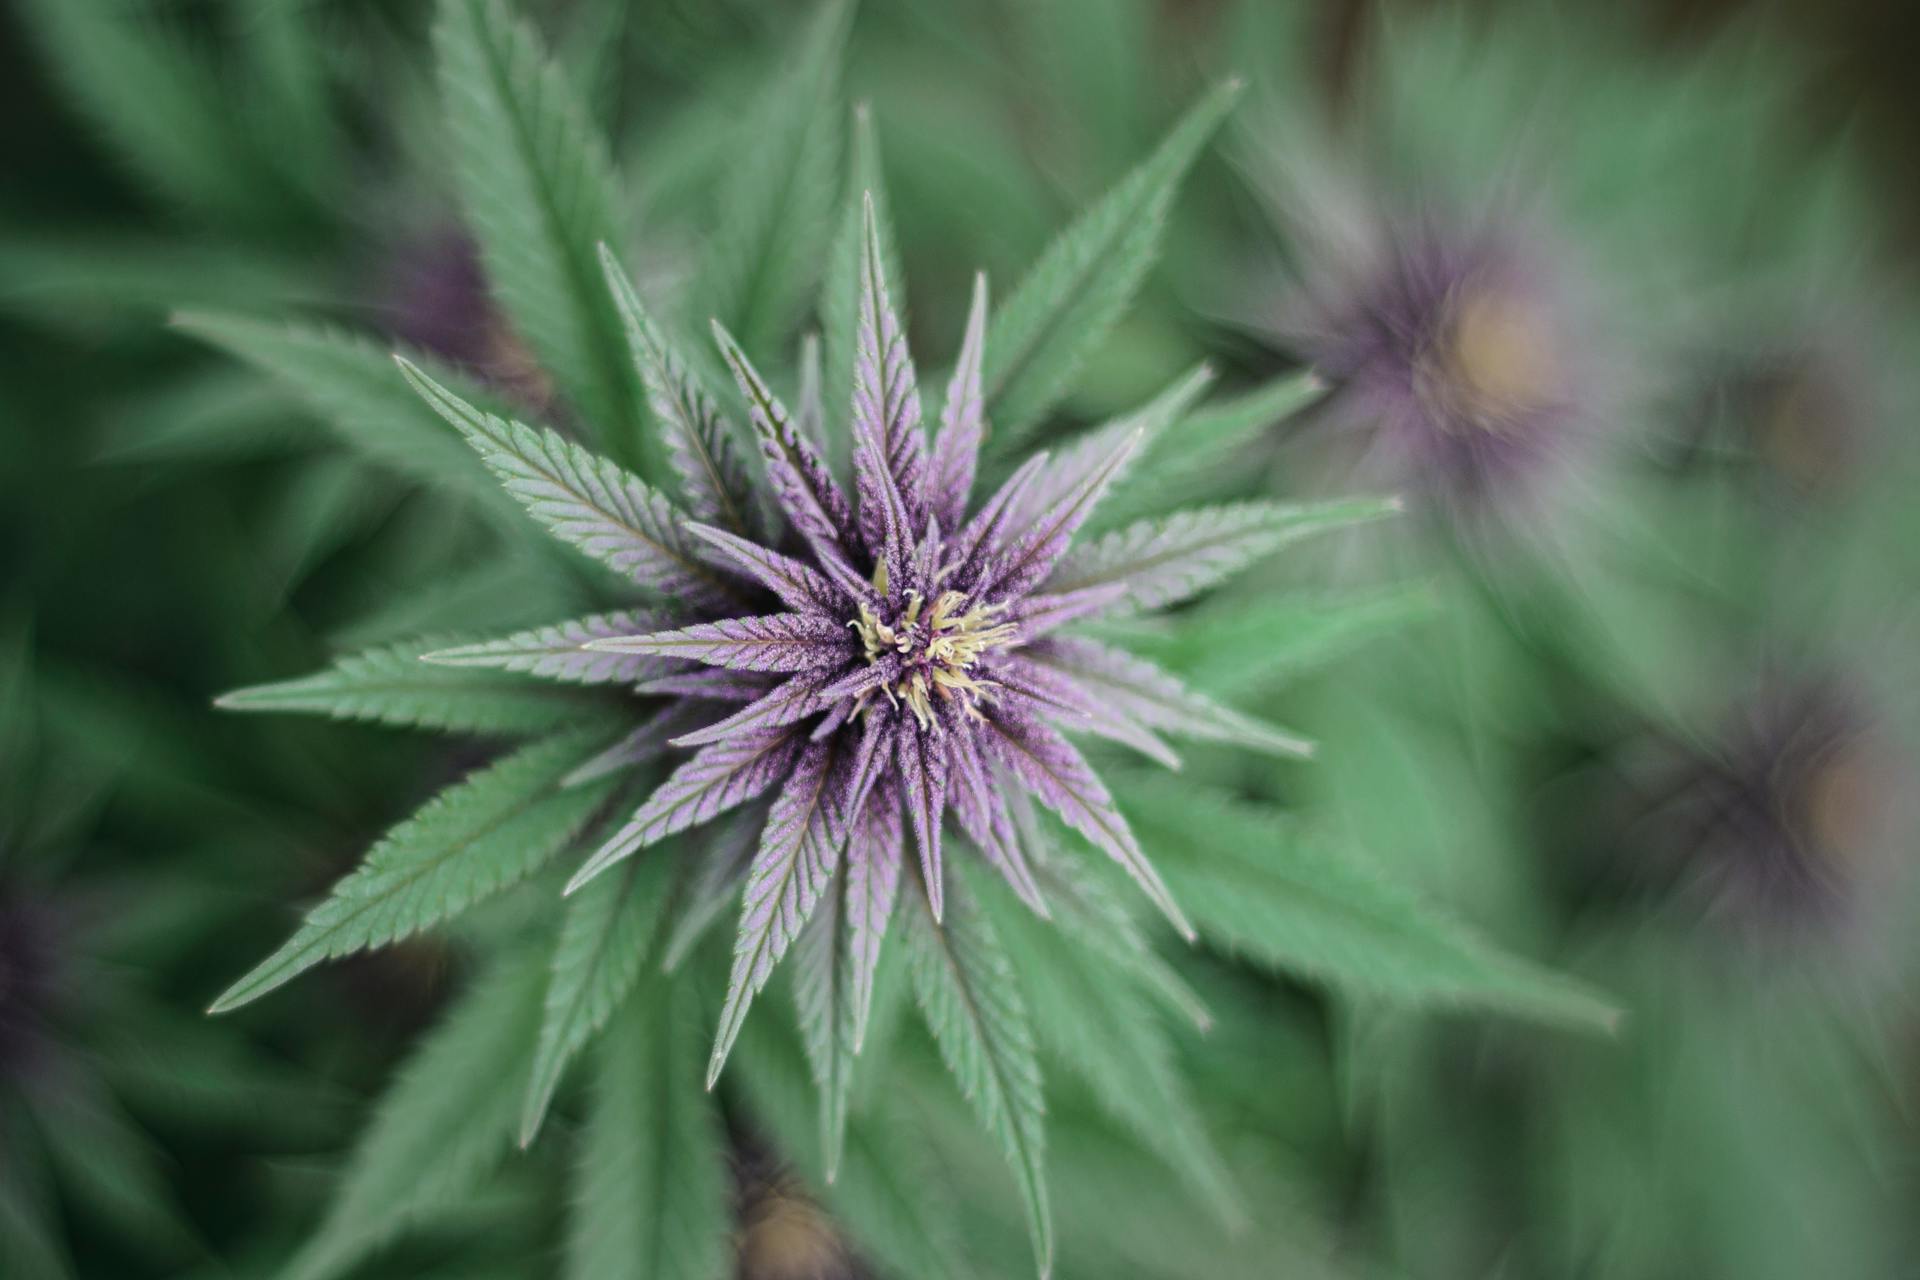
top-left (405, 202), bottom-right (1331, 1087)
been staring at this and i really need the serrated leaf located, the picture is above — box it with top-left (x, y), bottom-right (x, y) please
top-left (567, 978), bottom-right (729, 1280)
top-left (434, 0), bottom-right (641, 461)
top-left (823, 101), bottom-right (903, 469)
top-left (216, 637), bottom-right (612, 735)
top-left (171, 313), bottom-right (517, 520)
top-left (587, 613), bottom-right (854, 673)
top-left (210, 733), bottom-right (616, 1013)
top-left (601, 245), bottom-right (759, 534)
top-left (423, 609), bottom-right (683, 684)
top-left (398, 358), bottom-right (745, 608)
top-left (570, 724), bottom-right (806, 891)
top-left (984, 80), bottom-right (1241, 441)
top-left (1116, 771), bottom-right (1622, 1033)
top-left (978, 708), bottom-right (1193, 942)
top-left (1026, 636), bottom-right (1313, 759)
top-left (906, 872), bottom-right (1052, 1278)
top-left (520, 846), bottom-right (678, 1144)
top-left (283, 956), bottom-right (546, 1280)
top-left (1047, 497), bottom-right (1401, 613)
top-left (708, 737), bottom-right (843, 1087)
top-left (701, 0), bottom-right (849, 360)
top-left (978, 872), bottom-right (1243, 1228)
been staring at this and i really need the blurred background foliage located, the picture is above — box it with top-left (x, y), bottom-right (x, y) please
top-left (2, 0), bottom-right (1918, 1277)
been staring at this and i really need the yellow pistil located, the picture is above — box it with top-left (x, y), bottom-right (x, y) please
top-left (848, 589), bottom-right (1017, 730)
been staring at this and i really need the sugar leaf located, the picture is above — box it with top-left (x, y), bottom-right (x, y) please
top-left (708, 737), bottom-right (844, 1087)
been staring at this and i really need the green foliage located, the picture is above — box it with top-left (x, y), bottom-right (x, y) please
top-left (906, 874), bottom-right (1053, 1277)
top-left (216, 638), bottom-right (613, 734)
top-left (566, 977), bottom-right (730, 1280)
top-left (172, 313), bottom-right (518, 519)
top-left (210, 732), bottom-right (618, 1013)
top-left (983, 79), bottom-right (1242, 442)
top-left (699, 0), bottom-right (851, 362)
top-left (434, 0), bottom-right (642, 464)
top-left (1118, 772), bottom-right (1621, 1034)
top-left (521, 848), bottom-right (678, 1144)
top-left (282, 956), bottom-right (547, 1280)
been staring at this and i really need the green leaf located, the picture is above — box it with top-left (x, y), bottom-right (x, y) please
top-left (283, 956), bottom-right (546, 1280)
top-left (21, 0), bottom-right (285, 225)
top-left (983, 79), bottom-right (1241, 442)
top-left (566, 978), bottom-right (729, 1280)
top-left (210, 732), bottom-right (617, 1013)
top-left (520, 847), bottom-right (677, 1145)
top-left (792, 864), bottom-right (857, 1180)
top-left (906, 873), bottom-right (1052, 1277)
top-left (821, 102), bottom-right (902, 469)
top-left (1048, 496), bottom-right (1403, 614)
top-left (599, 245), bottom-right (759, 535)
top-left (434, 0), bottom-right (641, 462)
top-left (397, 358), bottom-right (746, 608)
top-left (215, 637), bottom-right (613, 735)
top-left (698, 0), bottom-right (849, 360)
top-left (1116, 772), bottom-right (1622, 1034)
top-left (979, 872), bottom-right (1243, 1229)
top-left (172, 312), bottom-right (518, 520)
top-left (1117, 583), bottom-right (1440, 698)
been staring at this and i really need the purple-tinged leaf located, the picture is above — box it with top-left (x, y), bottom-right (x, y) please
top-left (832, 708), bottom-right (892, 844)
top-left (421, 610), bottom-right (683, 685)
top-left (711, 320), bottom-right (857, 562)
top-left (977, 707), bottom-right (1193, 940)
top-left (1046, 497), bottom-right (1402, 613)
top-left (709, 738), bottom-right (844, 1087)
top-left (668, 664), bottom-right (885, 750)
top-left (844, 782), bottom-right (903, 1051)
top-left (927, 272), bottom-right (989, 531)
top-left (1026, 636), bottom-right (1313, 759)
top-left (989, 655), bottom-right (1181, 770)
top-left (949, 452), bottom-right (1047, 574)
top-left (398, 359), bottom-right (745, 610)
top-left (973, 427), bottom-right (1143, 601)
top-left (947, 723), bottom-right (1048, 916)
top-left (851, 193), bottom-right (928, 559)
top-left (601, 246), bottom-right (758, 538)
top-left (568, 726), bottom-right (806, 893)
top-left (894, 720), bottom-right (949, 922)
top-left (684, 521), bottom-right (845, 614)
top-left (631, 669), bottom-right (777, 704)
top-left (563, 703), bottom-right (718, 788)
top-left (586, 613), bottom-right (854, 673)
top-left (1004, 583), bottom-right (1128, 642)
top-left (660, 810), bottom-right (763, 972)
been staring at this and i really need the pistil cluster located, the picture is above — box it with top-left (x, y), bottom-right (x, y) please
top-left (851, 590), bottom-right (1017, 729)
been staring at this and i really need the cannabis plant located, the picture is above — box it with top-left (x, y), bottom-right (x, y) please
top-left (183, 4), bottom-right (1634, 1277)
